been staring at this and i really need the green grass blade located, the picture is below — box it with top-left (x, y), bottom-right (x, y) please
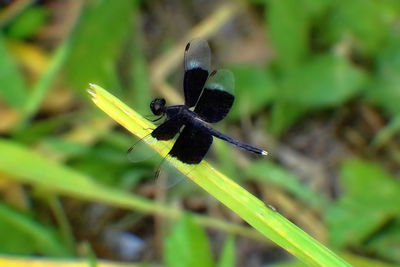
top-left (165, 215), bottom-right (214, 267)
top-left (0, 34), bottom-right (27, 108)
top-left (216, 235), bottom-right (235, 267)
top-left (87, 84), bottom-right (351, 266)
top-left (0, 139), bottom-right (264, 244)
top-left (0, 202), bottom-right (70, 256)
top-left (17, 38), bottom-right (71, 129)
top-left (64, 0), bottom-right (133, 95)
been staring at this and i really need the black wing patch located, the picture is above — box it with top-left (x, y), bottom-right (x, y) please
top-left (194, 69), bottom-right (235, 123)
top-left (169, 125), bottom-right (213, 164)
top-left (151, 118), bottom-right (184, 141)
top-left (184, 39), bottom-right (210, 107)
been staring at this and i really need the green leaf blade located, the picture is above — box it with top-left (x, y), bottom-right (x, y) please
top-left (217, 235), bottom-right (235, 267)
top-left (87, 84), bottom-right (351, 267)
top-left (266, 0), bottom-right (309, 70)
top-left (0, 203), bottom-right (70, 256)
top-left (65, 0), bottom-right (133, 94)
top-left (165, 216), bottom-right (214, 267)
top-left (0, 35), bottom-right (27, 108)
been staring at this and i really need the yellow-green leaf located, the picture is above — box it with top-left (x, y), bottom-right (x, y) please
top-left (87, 84), bottom-right (350, 266)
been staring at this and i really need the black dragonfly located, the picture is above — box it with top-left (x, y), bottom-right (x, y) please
top-left (145, 38), bottom-right (267, 165)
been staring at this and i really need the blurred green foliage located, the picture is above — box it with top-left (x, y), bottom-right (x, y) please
top-left (0, 34), bottom-right (27, 108)
top-left (65, 0), bottom-right (134, 96)
top-left (366, 34), bottom-right (400, 115)
top-left (245, 160), bottom-right (329, 211)
top-left (255, 0), bottom-right (400, 134)
top-left (0, 0), bottom-right (400, 265)
top-left (0, 202), bottom-right (70, 256)
top-left (327, 159), bottom-right (400, 262)
top-left (7, 6), bottom-right (48, 39)
top-left (165, 216), bottom-right (214, 267)
top-left (229, 65), bottom-right (275, 119)
top-left (165, 216), bottom-right (235, 267)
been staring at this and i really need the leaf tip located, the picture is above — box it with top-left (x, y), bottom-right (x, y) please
top-left (87, 83), bottom-right (97, 103)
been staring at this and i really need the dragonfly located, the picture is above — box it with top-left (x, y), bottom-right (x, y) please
top-left (144, 38), bottom-right (267, 165)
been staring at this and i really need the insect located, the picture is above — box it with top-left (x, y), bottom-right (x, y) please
top-left (147, 39), bottom-right (267, 164)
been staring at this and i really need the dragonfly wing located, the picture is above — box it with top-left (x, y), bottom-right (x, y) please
top-left (194, 69), bottom-right (234, 123)
top-left (184, 38), bottom-right (211, 107)
top-left (169, 124), bottom-right (213, 164)
top-left (151, 117), bottom-right (184, 141)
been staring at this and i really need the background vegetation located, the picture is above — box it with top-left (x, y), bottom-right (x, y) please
top-left (0, 0), bottom-right (400, 266)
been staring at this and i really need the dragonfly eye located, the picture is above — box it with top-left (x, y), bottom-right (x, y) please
top-left (150, 98), bottom-right (166, 116)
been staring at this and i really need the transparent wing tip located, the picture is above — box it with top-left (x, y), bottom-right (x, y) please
top-left (127, 135), bottom-right (158, 163)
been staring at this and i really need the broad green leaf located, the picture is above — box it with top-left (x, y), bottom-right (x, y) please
top-left (267, 53), bottom-right (365, 135)
top-left (364, 219), bottom-right (400, 263)
top-left (165, 215), bottom-right (214, 267)
top-left (87, 84), bottom-right (350, 266)
top-left (365, 34), bottom-right (400, 115)
top-left (229, 65), bottom-right (275, 120)
top-left (65, 0), bottom-right (133, 95)
top-left (0, 202), bottom-right (70, 256)
top-left (266, 0), bottom-right (309, 70)
top-left (0, 35), bottom-right (27, 108)
top-left (216, 235), bottom-right (235, 267)
top-left (279, 54), bottom-right (366, 107)
top-left (327, 159), bottom-right (400, 249)
top-left (340, 160), bottom-right (400, 209)
top-left (324, 0), bottom-right (397, 54)
top-left (327, 197), bottom-right (389, 249)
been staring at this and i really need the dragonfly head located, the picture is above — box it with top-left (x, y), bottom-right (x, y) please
top-left (150, 98), bottom-right (166, 116)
